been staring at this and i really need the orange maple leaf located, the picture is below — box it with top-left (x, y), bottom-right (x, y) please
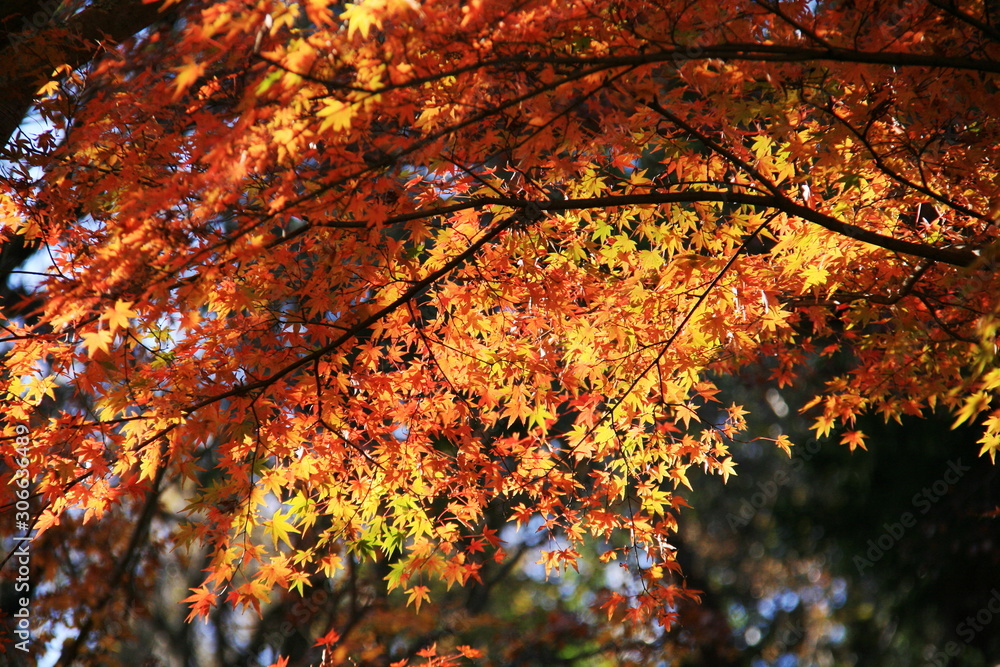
top-left (839, 430), bottom-right (867, 452)
top-left (405, 585), bottom-right (431, 612)
top-left (181, 586), bottom-right (218, 622)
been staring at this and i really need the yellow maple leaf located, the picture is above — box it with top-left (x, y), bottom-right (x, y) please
top-left (317, 100), bottom-right (354, 133)
top-left (978, 431), bottom-right (1000, 464)
top-left (717, 457), bottom-right (738, 483)
top-left (977, 411), bottom-right (1000, 463)
top-left (341, 2), bottom-right (380, 40)
top-left (774, 434), bottom-right (794, 456)
top-left (801, 264), bottom-right (829, 290)
top-left (812, 413), bottom-right (836, 438)
top-left (101, 299), bottom-right (137, 335)
top-left (173, 59), bottom-right (206, 100)
top-left (81, 329), bottom-right (113, 357)
top-left (266, 509), bottom-right (301, 550)
top-left (954, 391), bottom-right (992, 427)
top-left (405, 584), bottom-right (431, 612)
top-left (670, 465), bottom-right (692, 490)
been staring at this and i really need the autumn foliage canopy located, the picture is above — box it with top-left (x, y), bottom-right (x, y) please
top-left (2, 0), bottom-right (1000, 663)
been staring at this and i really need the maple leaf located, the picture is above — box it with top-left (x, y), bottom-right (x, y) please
top-left (978, 411), bottom-right (1000, 463)
top-left (101, 299), bottom-right (138, 335)
top-left (173, 58), bottom-right (206, 100)
top-left (6, 0), bottom-right (1000, 660)
top-left (304, 0), bottom-right (337, 27)
top-left (669, 466), bottom-right (692, 490)
top-left (181, 586), bottom-right (218, 622)
top-left (266, 509), bottom-right (301, 550)
top-left (405, 585), bottom-right (431, 612)
top-left (81, 329), bottom-right (113, 357)
top-left (31, 510), bottom-right (59, 536)
top-left (773, 434), bottom-right (794, 457)
top-left (716, 457), bottom-right (738, 483)
top-left (812, 413), bottom-right (837, 439)
top-left (230, 580), bottom-right (270, 616)
top-left (978, 431), bottom-right (1000, 464)
top-left (839, 429), bottom-right (867, 452)
top-left (258, 557), bottom-right (293, 588)
top-left (315, 629), bottom-right (341, 647)
top-left (318, 100), bottom-right (354, 133)
top-left (341, 1), bottom-right (380, 39)
top-left (454, 645), bottom-right (481, 659)
top-left (953, 391), bottom-right (992, 428)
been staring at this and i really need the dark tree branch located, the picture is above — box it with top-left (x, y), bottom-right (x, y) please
top-left (0, 0), bottom-right (183, 151)
top-left (185, 206), bottom-right (539, 413)
top-left (324, 193), bottom-right (979, 267)
top-left (56, 439), bottom-right (171, 665)
top-left (925, 0), bottom-right (1000, 44)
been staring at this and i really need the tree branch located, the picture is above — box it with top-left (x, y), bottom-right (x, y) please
top-left (185, 206), bottom-right (540, 413)
top-left (0, 0), bottom-right (183, 151)
top-left (319, 193), bottom-right (979, 266)
top-left (56, 439), bottom-right (171, 665)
